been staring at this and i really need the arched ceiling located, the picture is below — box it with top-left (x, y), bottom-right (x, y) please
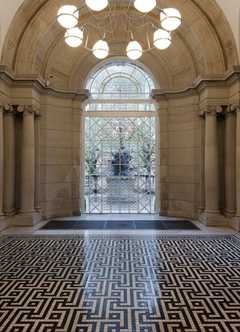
top-left (1, 0), bottom-right (239, 91)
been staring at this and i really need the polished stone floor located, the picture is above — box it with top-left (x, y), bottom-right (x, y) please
top-left (0, 233), bottom-right (240, 331)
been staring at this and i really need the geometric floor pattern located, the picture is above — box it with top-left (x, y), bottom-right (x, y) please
top-left (0, 235), bottom-right (240, 332)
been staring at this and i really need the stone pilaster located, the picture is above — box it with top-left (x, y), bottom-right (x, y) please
top-left (12, 105), bottom-right (41, 226)
top-left (233, 105), bottom-right (240, 230)
top-left (224, 105), bottom-right (236, 217)
top-left (199, 110), bottom-right (205, 213)
top-left (155, 107), bottom-right (161, 214)
top-left (0, 105), bottom-right (4, 218)
top-left (3, 105), bottom-right (16, 215)
top-left (79, 108), bottom-right (86, 214)
top-left (34, 110), bottom-right (41, 212)
top-left (200, 105), bottom-right (226, 226)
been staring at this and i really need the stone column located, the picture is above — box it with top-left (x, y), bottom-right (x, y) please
top-left (200, 105), bottom-right (225, 225)
top-left (34, 111), bottom-right (41, 212)
top-left (224, 106), bottom-right (236, 216)
top-left (14, 105), bottom-right (40, 225)
top-left (155, 107), bottom-right (161, 214)
top-left (3, 105), bottom-right (16, 215)
top-left (20, 106), bottom-right (35, 213)
top-left (79, 108), bottom-right (85, 214)
top-left (199, 110), bottom-right (205, 213)
top-left (233, 105), bottom-right (240, 230)
top-left (0, 105), bottom-right (4, 217)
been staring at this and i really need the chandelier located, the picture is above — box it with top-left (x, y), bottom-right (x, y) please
top-left (57, 0), bottom-right (182, 60)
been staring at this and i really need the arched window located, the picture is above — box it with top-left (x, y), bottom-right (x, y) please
top-left (85, 61), bottom-right (156, 111)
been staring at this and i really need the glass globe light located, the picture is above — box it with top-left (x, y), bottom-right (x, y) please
top-left (153, 29), bottom-right (171, 50)
top-left (65, 27), bottom-right (83, 47)
top-left (126, 41), bottom-right (143, 60)
top-left (57, 5), bottom-right (79, 29)
top-left (134, 0), bottom-right (156, 13)
top-left (92, 40), bottom-right (109, 59)
top-left (86, 0), bottom-right (108, 11)
top-left (160, 8), bottom-right (182, 31)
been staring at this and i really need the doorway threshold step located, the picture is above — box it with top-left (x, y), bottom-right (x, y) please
top-left (41, 219), bottom-right (200, 230)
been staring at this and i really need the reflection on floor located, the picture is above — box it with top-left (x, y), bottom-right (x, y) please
top-left (0, 234), bottom-right (239, 331)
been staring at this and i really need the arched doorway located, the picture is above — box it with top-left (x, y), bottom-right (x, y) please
top-left (83, 60), bottom-right (158, 214)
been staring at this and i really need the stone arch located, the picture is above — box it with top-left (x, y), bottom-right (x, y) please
top-left (1, 0), bottom-right (239, 91)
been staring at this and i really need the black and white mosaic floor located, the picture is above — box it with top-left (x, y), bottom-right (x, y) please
top-left (0, 235), bottom-right (240, 332)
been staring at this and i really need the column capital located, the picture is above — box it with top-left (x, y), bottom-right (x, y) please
top-left (206, 105), bottom-right (223, 115)
top-left (3, 104), bottom-right (14, 114)
top-left (17, 105), bottom-right (39, 116)
top-left (227, 104), bottom-right (240, 113)
top-left (35, 109), bottom-right (41, 118)
top-left (199, 105), bottom-right (223, 117)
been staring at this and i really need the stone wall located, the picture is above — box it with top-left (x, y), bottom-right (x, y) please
top-left (1, 68), bottom-right (240, 230)
top-left (165, 96), bottom-right (200, 218)
top-left (0, 74), bottom-right (87, 227)
top-left (39, 95), bottom-right (83, 219)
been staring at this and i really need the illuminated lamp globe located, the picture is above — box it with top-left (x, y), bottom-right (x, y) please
top-left (86, 0), bottom-right (108, 11)
top-left (57, 5), bottom-right (79, 29)
top-left (126, 41), bottom-right (143, 60)
top-left (92, 40), bottom-right (109, 59)
top-left (134, 0), bottom-right (156, 13)
top-left (65, 28), bottom-right (83, 47)
top-left (153, 29), bottom-right (171, 50)
top-left (160, 8), bottom-right (182, 31)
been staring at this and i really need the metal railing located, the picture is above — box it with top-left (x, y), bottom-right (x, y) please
top-left (90, 92), bottom-right (151, 100)
top-left (86, 103), bottom-right (156, 112)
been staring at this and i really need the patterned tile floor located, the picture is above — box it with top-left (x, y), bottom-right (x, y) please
top-left (0, 234), bottom-right (240, 331)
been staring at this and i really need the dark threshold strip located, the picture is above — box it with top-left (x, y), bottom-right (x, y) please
top-left (41, 220), bottom-right (200, 230)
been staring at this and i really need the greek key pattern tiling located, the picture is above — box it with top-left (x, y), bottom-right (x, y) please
top-left (0, 235), bottom-right (240, 332)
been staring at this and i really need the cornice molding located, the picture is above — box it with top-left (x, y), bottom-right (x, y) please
top-left (1, 65), bottom-right (240, 102)
top-left (152, 66), bottom-right (240, 101)
top-left (0, 65), bottom-right (90, 102)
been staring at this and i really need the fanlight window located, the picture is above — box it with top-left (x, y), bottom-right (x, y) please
top-left (86, 62), bottom-right (155, 100)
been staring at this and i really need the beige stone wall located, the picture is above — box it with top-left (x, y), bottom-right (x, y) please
top-left (0, 74), bottom-right (87, 225)
top-left (39, 95), bottom-right (83, 219)
top-left (0, 78), bottom-right (10, 104)
top-left (0, 79), bottom-right (10, 231)
top-left (159, 95), bottom-right (201, 219)
top-left (1, 68), bottom-right (240, 230)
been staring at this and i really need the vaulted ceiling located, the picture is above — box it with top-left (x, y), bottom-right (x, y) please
top-left (1, 0), bottom-right (239, 90)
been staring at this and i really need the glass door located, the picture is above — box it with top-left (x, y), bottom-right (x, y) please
top-left (85, 117), bottom-right (156, 214)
